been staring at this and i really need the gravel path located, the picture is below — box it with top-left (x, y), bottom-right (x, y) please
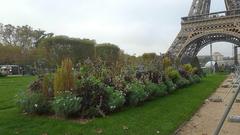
top-left (176, 74), bottom-right (240, 135)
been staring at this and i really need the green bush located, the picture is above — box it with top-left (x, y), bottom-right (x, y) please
top-left (105, 86), bottom-right (125, 112)
top-left (52, 92), bottom-right (82, 118)
top-left (165, 80), bottom-right (176, 93)
top-left (145, 82), bottom-right (167, 99)
top-left (157, 83), bottom-right (168, 96)
top-left (183, 64), bottom-right (193, 74)
top-left (145, 81), bottom-right (159, 99)
top-left (17, 91), bottom-right (50, 114)
top-left (175, 77), bottom-right (190, 88)
top-left (127, 82), bottom-right (147, 106)
top-left (187, 75), bottom-right (195, 84)
top-left (192, 74), bottom-right (201, 83)
top-left (165, 67), bottom-right (181, 81)
top-left (76, 76), bottom-right (108, 117)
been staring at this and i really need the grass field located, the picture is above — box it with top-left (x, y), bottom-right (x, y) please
top-left (0, 74), bottom-right (226, 135)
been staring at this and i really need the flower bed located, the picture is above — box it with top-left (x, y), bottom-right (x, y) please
top-left (17, 58), bottom-right (203, 118)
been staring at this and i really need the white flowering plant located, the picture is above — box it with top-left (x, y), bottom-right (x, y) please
top-left (165, 80), bottom-right (177, 93)
top-left (17, 91), bottom-right (50, 114)
top-left (52, 91), bottom-right (82, 118)
top-left (105, 86), bottom-right (125, 112)
top-left (126, 81), bottom-right (148, 106)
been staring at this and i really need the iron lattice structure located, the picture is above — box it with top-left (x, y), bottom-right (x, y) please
top-left (168, 0), bottom-right (240, 63)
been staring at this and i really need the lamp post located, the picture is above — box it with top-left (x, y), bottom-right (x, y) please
top-left (234, 45), bottom-right (238, 65)
top-left (210, 43), bottom-right (214, 74)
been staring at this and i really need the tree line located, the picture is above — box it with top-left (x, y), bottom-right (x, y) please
top-left (0, 23), bottom-right (133, 69)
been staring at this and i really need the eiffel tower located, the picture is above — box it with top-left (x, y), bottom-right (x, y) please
top-left (168, 0), bottom-right (240, 64)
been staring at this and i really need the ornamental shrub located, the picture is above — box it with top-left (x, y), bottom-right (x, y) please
top-left (112, 75), bottom-right (127, 92)
top-left (52, 92), bottom-right (82, 118)
top-left (105, 86), bottom-right (125, 112)
top-left (165, 80), bottom-right (176, 93)
top-left (163, 56), bottom-right (171, 69)
top-left (183, 64), bottom-right (193, 74)
top-left (145, 81), bottom-right (159, 99)
top-left (178, 67), bottom-right (189, 79)
top-left (157, 83), bottom-right (168, 96)
top-left (192, 67), bottom-right (198, 74)
top-left (145, 81), bottom-right (167, 99)
top-left (76, 76), bottom-right (108, 117)
top-left (165, 67), bottom-right (181, 82)
top-left (192, 74), bottom-right (201, 83)
top-left (175, 77), bottom-right (190, 88)
top-left (187, 75), bottom-right (195, 84)
top-left (17, 91), bottom-right (50, 114)
top-left (126, 82), bottom-right (147, 106)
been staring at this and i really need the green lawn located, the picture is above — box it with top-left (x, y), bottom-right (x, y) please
top-left (0, 74), bottom-right (226, 135)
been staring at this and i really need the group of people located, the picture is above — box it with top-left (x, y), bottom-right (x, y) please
top-left (212, 62), bottom-right (234, 73)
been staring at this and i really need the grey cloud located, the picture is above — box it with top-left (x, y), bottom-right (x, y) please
top-left (0, 0), bottom-right (234, 56)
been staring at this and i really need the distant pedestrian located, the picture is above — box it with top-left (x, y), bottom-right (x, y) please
top-left (214, 62), bottom-right (219, 72)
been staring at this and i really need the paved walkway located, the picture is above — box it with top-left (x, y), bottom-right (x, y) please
top-left (176, 74), bottom-right (240, 135)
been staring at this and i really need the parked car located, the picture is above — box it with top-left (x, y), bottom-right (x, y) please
top-left (0, 66), bottom-right (9, 76)
top-left (0, 65), bottom-right (21, 75)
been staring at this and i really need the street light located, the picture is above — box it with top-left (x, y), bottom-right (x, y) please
top-left (210, 42), bottom-right (215, 74)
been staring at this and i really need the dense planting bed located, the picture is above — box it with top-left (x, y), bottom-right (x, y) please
top-left (0, 74), bottom-right (226, 135)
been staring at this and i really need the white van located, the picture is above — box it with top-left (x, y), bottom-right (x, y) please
top-left (0, 66), bottom-right (9, 75)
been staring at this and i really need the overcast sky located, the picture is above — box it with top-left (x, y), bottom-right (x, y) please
top-left (0, 0), bottom-right (235, 56)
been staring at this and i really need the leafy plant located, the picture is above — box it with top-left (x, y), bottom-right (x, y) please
top-left (175, 77), bottom-right (190, 88)
top-left (76, 76), bottom-right (108, 117)
top-left (163, 56), bottom-right (171, 70)
top-left (105, 86), bottom-right (125, 112)
top-left (178, 67), bottom-right (189, 79)
top-left (52, 92), bottom-right (82, 118)
top-left (165, 80), bottom-right (176, 93)
top-left (145, 81), bottom-right (167, 99)
top-left (183, 64), bottom-right (193, 74)
top-left (192, 74), bottom-right (201, 83)
top-left (157, 83), bottom-right (168, 96)
top-left (126, 82), bottom-right (147, 106)
top-left (145, 81), bottom-right (159, 99)
top-left (112, 75), bottom-right (127, 92)
top-left (192, 67), bottom-right (198, 74)
top-left (187, 75), bottom-right (195, 84)
top-left (17, 91), bottom-right (50, 114)
top-left (165, 67), bottom-right (180, 82)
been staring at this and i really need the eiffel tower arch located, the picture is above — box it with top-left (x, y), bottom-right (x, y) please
top-left (168, 0), bottom-right (240, 64)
